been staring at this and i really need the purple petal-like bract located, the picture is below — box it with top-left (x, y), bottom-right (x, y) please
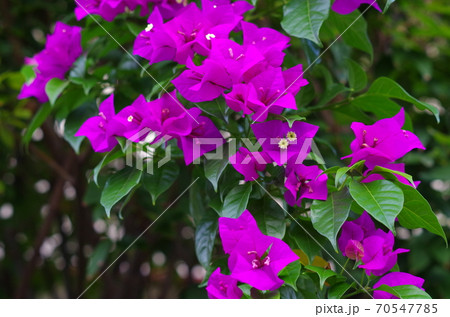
top-left (228, 231), bottom-right (299, 291)
top-left (342, 108), bottom-right (425, 168)
top-left (284, 163), bottom-right (328, 207)
top-left (18, 22), bottom-right (82, 103)
top-left (332, 0), bottom-right (381, 15)
top-left (373, 272), bottom-right (425, 299)
top-left (229, 147), bottom-right (272, 182)
top-left (362, 163), bottom-right (420, 187)
top-left (218, 209), bottom-right (260, 254)
top-left (358, 229), bottom-right (409, 276)
top-left (74, 0), bottom-right (175, 22)
top-left (218, 210), bottom-right (299, 291)
top-left (206, 268), bottom-right (243, 299)
top-left (75, 94), bottom-right (124, 152)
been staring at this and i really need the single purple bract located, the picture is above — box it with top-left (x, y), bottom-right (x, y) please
top-left (373, 272), bottom-right (425, 299)
top-left (218, 210), bottom-right (299, 291)
top-left (342, 108), bottom-right (425, 169)
top-left (229, 147), bottom-right (272, 182)
top-left (332, 0), bottom-right (381, 15)
top-left (206, 267), bottom-right (243, 299)
top-left (284, 163), bottom-right (328, 207)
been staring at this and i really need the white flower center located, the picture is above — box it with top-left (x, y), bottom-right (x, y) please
top-left (286, 131), bottom-right (297, 142)
top-left (145, 23), bottom-right (154, 32)
top-left (278, 138), bottom-right (289, 150)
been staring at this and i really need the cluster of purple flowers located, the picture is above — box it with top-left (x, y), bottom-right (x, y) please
top-left (18, 22), bottom-right (82, 103)
top-left (338, 108), bottom-right (427, 298)
top-left (75, 91), bottom-right (224, 164)
top-left (134, 0), bottom-right (308, 121)
top-left (206, 210), bottom-right (299, 298)
top-left (74, 0), bottom-right (187, 21)
top-left (338, 211), bottom-right (426, 298)
top-left (338, 211), bottom-right (409, 276)
top-left (18, 0), bottom-right (429, 300)
top-left (342, 108), bottom-right (425, 186)
top-left (230, 120), bottom-right (328, 207)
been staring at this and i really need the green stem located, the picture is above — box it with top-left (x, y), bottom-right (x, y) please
top-left (342, 287), bottom-right (373, 299)
top-left (339, 258), bottom-right (350, 275)
top-left (360, 270), bottom-right (366, 286)
top-left (306, 99), bottom-right (350, 112)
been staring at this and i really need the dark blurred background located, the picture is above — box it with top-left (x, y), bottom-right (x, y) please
top-left (0, 0), bottom-right (449, 298)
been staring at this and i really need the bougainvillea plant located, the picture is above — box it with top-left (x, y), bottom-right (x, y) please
top-left (18, 0), bottom-right (447, 299)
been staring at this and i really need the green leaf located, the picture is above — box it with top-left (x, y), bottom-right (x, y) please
top-left (70, 77), bottom-right (97, 95)
top-left (346, 59), bottom-right (367, 92)
top-left (375, 284), bottom-right (432, 299)
top-left (279, 260), bottom-right (302, 291)
top-left (204, 143), bottom-right (230, 192)
top-left (281, 0), bottom-right (330, 47)
top-left (69, 55), bottom-right (87, 78)
top-left (364, 77), bottom-right (440, 122)
top-left (92, 150), bottom-right (125, 185)
top-left (313, 65), bottom-right (350, 107)
top-left (349, 180), bottom-right (404, 233)
top-left (45, 78), bottom-right (70, 106)
top-left (126, 21), bottom-right (144, 36)
top-left (280, 285), bottom-right (298, 299)
top-left (287, 220), bottom-right (325, 263)
top-left (335, 160), bottom-right (365, 188)
top-left (87, 240), bottom-right (112, 276)
top-left (397, 183), bottom-right (447, 245)
top-left (367, 166), bottom-right (415, 187)
top-left (100, 167), bottom-right (142, 217)
top-left (300, 38), bottom-right (322, 66)
top-left (350, 95), bottom-right (413, 131)
top-left (305, 265), bottom-right (337, 290)
top-left (64, 101), bottom-right (98, 154)
top-left (195, 214), bottom-right (218, 268)
top-left (335, 167), bottom-right (350, 188)
top-left (142, 161), bottom-right (179, 205)
top-left (220, 183), bottom-right (252, 218)
top-left (284, 114), bottom-right (306, 128)
top-left (311, 189), bottom-right (352, 251)
top-left (252, 197), bottom-right (286, 239)
top-left (328, 282), bottom-right (352, 299)
top-left (324, 11), bottom-right (373, 58)
top-left (22, 102), bottom-right (52, 145)
top-left (383, 0), bottom-right (396, 13)
top-left (21, 64), bottom-right (36, 84)
top-left (189, 175), bottom-right (208, 226)
top-left (196, 96), bottom-right (228, 122)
